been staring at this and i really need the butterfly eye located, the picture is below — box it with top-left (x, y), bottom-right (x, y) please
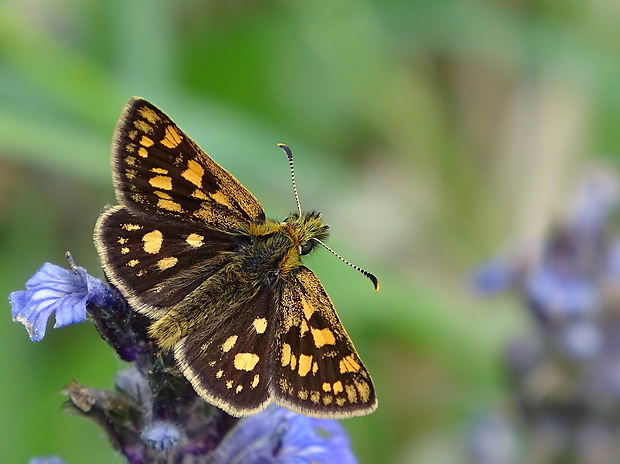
top-left (299, 241), bottom-right (314, 255)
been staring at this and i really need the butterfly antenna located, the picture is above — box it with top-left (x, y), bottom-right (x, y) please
top-left (277, 143), bottom-right (379, 292)
top-left (313, 238), bottom-right (380, 292)
top-left (277, 143), bottom-right (303, 216)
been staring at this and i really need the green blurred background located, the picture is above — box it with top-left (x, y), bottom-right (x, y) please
top-left (1, 0), bottom-right (619, 462)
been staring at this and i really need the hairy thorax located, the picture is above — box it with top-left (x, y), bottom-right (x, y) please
top-left (150, 212), bottom-right (329, 349)
top-left (245, 211), bottom-right (329, 283)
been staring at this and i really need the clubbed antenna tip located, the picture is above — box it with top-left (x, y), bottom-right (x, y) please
top-left (368, 273), bottom-right (380, 292)
top-left (313, 238), bottom-right (380, 292)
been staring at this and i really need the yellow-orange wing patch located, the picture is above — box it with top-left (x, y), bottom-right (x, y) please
top-left (273, 266), bottom-right (377, 418)
top-left (112, 97), bottom-right (265, 231)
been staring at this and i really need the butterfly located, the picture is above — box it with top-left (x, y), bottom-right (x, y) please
top-left (94, 97), bottom-right (378, 418)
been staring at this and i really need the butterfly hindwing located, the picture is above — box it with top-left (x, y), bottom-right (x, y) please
top-left (273, 266), bottom-right (377, 418)
top-left (173, 286), bottom-right (276, 416)
top-left (113, 98), bottom-right (265, 231)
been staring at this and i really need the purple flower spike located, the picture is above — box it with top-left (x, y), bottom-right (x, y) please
top-left (11, 262), bottom-right (362, 463)
top-left (10, 263), bottom-right (92, 341)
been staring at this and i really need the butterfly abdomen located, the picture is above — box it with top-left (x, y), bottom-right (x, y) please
top-left (150, 229), bottom-right (294, 350)
top-left (149, 263), bottom-right (260, 349)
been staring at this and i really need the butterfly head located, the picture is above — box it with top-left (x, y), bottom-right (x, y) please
top-left (282, 211), bottom-right (329, 256)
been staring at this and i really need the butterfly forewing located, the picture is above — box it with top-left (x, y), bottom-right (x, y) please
top-left (273, 267), bottom-right (377, 418)
top-left (113, 98), bottom-right (265, 230)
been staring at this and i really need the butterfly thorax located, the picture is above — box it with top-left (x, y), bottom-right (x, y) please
top-left (245, 211), bottom-right (329, 283)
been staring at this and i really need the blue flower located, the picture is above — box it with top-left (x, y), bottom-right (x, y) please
top-left (10, 261), bottom-right (116, 342)
top-left (142, 421), bottom-right (184, 452)
top-left (10, 263), bottom-right (92, 341)
top-left (471, 258), bottom-right (516, 295)
top-left (29, 457), bottom-right (67, 464)
top-left (525, 265), bottom-right (598, 324)
top-left (10, 260), bottom-right (143, 362)
top-left (209, 405), bottom-right (358, 464)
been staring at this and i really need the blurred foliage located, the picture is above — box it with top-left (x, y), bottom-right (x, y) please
top-left (2, 0), bottom-right (620, 463)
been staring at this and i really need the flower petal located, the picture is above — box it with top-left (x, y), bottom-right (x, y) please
top-left (10, 263), bottom-right (92, 341)
top-left (209, 406), bottom-right (358, 464)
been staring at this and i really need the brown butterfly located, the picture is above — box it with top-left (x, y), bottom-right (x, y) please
top-left (94, 97), bottom-right (378, 418)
